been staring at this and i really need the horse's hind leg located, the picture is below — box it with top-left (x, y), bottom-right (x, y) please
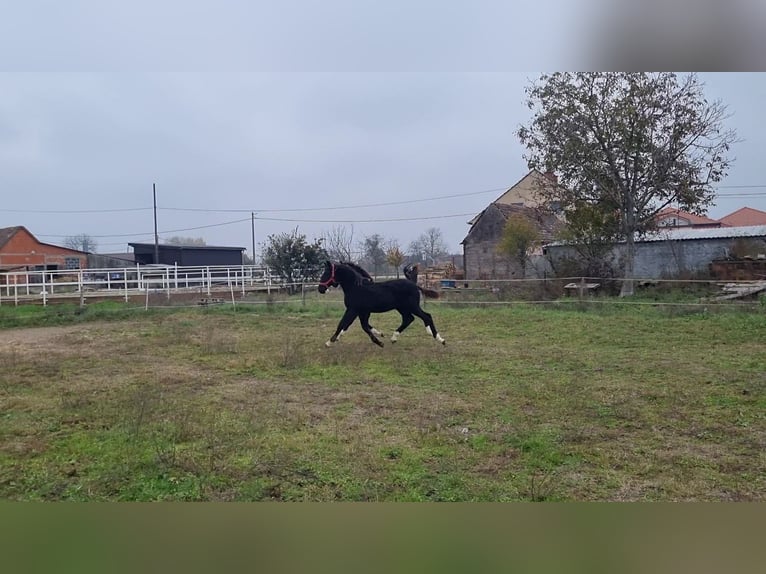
top-left (414, 307), bottom-right (445, 345)
top-left (390, 312), bottom-right (414, 343)
top-left (359, 312), bottom-right (384, 347)
top-left (326, 308), bottom-right (357, 347)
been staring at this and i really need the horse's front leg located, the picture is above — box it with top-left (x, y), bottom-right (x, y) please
top-left (326, 309), bottom-right (357, 347)
top-left (359, 312), bottom-right (384, 347)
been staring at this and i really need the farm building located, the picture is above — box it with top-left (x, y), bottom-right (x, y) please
top-left (544, 224), bottom-right (766, 279)
top-left (654, 206), bottom-right (766, 229)
top-left (461, 203), bottom-right (562, 280)
top-left (718, 206), bottom-right (766, 227)
top-left (128, 242), bottom-right (246, 266)
top-left (462, 170), bottom-right (563, 280)
top-left (87, 252), bottom-right (136, 269)
top-left (0, 226), bottom-right (88, 280)
top-left (467, 169), bottom-right (560, 226)
top-left (654, 207), bottom-right (723, 229)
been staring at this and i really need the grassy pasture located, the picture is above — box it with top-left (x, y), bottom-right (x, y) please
top-left (0, 298), bottom-right (764, 501)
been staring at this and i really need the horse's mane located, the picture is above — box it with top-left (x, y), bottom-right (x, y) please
top-left (340, 261), bottom-right (374, 285)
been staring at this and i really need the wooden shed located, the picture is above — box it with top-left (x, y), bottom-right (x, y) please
top-left (128, 242), bottom-right (246, 266)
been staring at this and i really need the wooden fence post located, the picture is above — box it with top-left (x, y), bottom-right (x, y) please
top-left (79, 269), bottom-right (85, 309)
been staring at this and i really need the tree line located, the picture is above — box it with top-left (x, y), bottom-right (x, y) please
top-left (261, 226), bottom-right (451, 286)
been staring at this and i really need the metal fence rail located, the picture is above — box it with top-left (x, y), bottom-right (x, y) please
top-left (3, 265), bottom-right (766, 309)
top-left (0, 264), bottom-right (276, 306)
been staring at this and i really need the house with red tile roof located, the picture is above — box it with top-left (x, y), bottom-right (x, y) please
top-left (654, 207), bottom-right (723, 228)
top-left (717, 207), bottom-right (766, 227)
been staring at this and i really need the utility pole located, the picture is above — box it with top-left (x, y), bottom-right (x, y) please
top-left (153, 183), bottom-right (159, 265)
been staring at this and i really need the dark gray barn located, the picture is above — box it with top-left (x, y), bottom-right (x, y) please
top-left (129, 243), bottom-right (246, 266)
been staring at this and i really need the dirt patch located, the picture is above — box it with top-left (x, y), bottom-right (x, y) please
top-left (0, 324), bottom-right (102, 358)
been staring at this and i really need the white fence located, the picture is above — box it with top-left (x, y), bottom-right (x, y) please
top-left (0, 264), bottom-right (276, 306)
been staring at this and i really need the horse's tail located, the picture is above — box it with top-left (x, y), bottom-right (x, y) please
top-left (418, 286), bottom-right (440, 299)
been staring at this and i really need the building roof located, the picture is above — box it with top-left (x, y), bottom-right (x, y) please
top-left (463, 203), bottom-right (562, 245)
top-left (493, 203), bottom-right (562, 241)
top-left (718, 207), bottom-right (766, 227)
top-left (0, 226), bottom-right (24, 249)
top-left (654, 207), bottom-right (722, 227)
top-left (98, 252), bottom-right (136, 261)
top-left (640, 224), bottom-right (766, 242)
top-left (467, 169), bottom-right (563, 225)
top-left (546, 224), bottom-right (766, 247)
top-left (0, 225), bottom-right (90, 254)
top-left (128, 242), bottom-right (245, 251)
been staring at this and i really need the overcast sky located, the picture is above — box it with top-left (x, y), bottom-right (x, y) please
top-left (1, 4), bottom-right (765, 259)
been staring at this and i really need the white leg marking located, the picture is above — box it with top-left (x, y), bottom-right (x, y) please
top-left (325, 340), bottom-right (333, 347)
top-left (338, 329), bottom-right (346, 339)
top-left (436, 333), bottom-right (445, 344)
top-left (391, 331), bottom-right (400, 342)
top-left (426, 326), bottom-right (433, 336)
top-left (371, 328), bottom-right (382, 337)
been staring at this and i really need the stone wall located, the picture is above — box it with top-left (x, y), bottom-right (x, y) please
top-left (545, 236), bottom-right (766, 279)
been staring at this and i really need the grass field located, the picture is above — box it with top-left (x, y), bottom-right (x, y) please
top-left (1, 298), bottom-right (764, 501)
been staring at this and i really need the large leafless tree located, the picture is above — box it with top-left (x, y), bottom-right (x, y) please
top-left (322, 225), bottom-right (355, 262)
top-left (409, 227), bottom-right (448, 267)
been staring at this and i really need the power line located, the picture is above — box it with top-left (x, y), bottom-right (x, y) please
top-left (36, 211), bottom-right (477, 240)
top-left (37, 217), bottom-right (252, 239)
top-left (2, 207), bottom-right (152, 214)
top-left (1, 186), bottom-right (507, 215)
top-left (253, 213), bottom-right (477, 223)
top-left (6, 185), bottom-right (766, 215)
top-left (159, 187), bottom-right (509, 213)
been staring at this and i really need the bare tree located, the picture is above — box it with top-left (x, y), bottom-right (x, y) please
top-left (322, 225), bottom-right (355, 262)
top-left (409, 227), bottom-right (448, 267)
top-left (64, 234), bottom-right (98, 253)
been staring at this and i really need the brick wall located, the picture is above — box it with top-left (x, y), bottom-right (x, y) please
top-left (0, 228), bottom-right (87, 270)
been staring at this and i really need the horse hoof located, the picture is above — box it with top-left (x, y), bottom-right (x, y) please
top-left (325, 341), bottom-right (333, 348)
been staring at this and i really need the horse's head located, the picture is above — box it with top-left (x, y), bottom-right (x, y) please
top-left (404, 263), bottom-right (419, 283)
top-left (317, 261), bottom-right (337, 294)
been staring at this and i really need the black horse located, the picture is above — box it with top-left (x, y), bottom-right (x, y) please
top-left (317, 261), bottom-right (445, 347)
top-left (346, 260), bottom-right (418, 285)
top-left (403, 263), bottom-right (418, 284)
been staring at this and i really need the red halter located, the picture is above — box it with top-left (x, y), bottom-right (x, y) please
top-left (318, 262), bottom-right (337, 288)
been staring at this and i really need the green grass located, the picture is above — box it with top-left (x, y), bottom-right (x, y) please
top-left (1, 300), bottom-right (764, 501)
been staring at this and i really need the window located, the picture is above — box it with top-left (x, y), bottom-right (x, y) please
top-left (65, 257), bottom-right (81, 270)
